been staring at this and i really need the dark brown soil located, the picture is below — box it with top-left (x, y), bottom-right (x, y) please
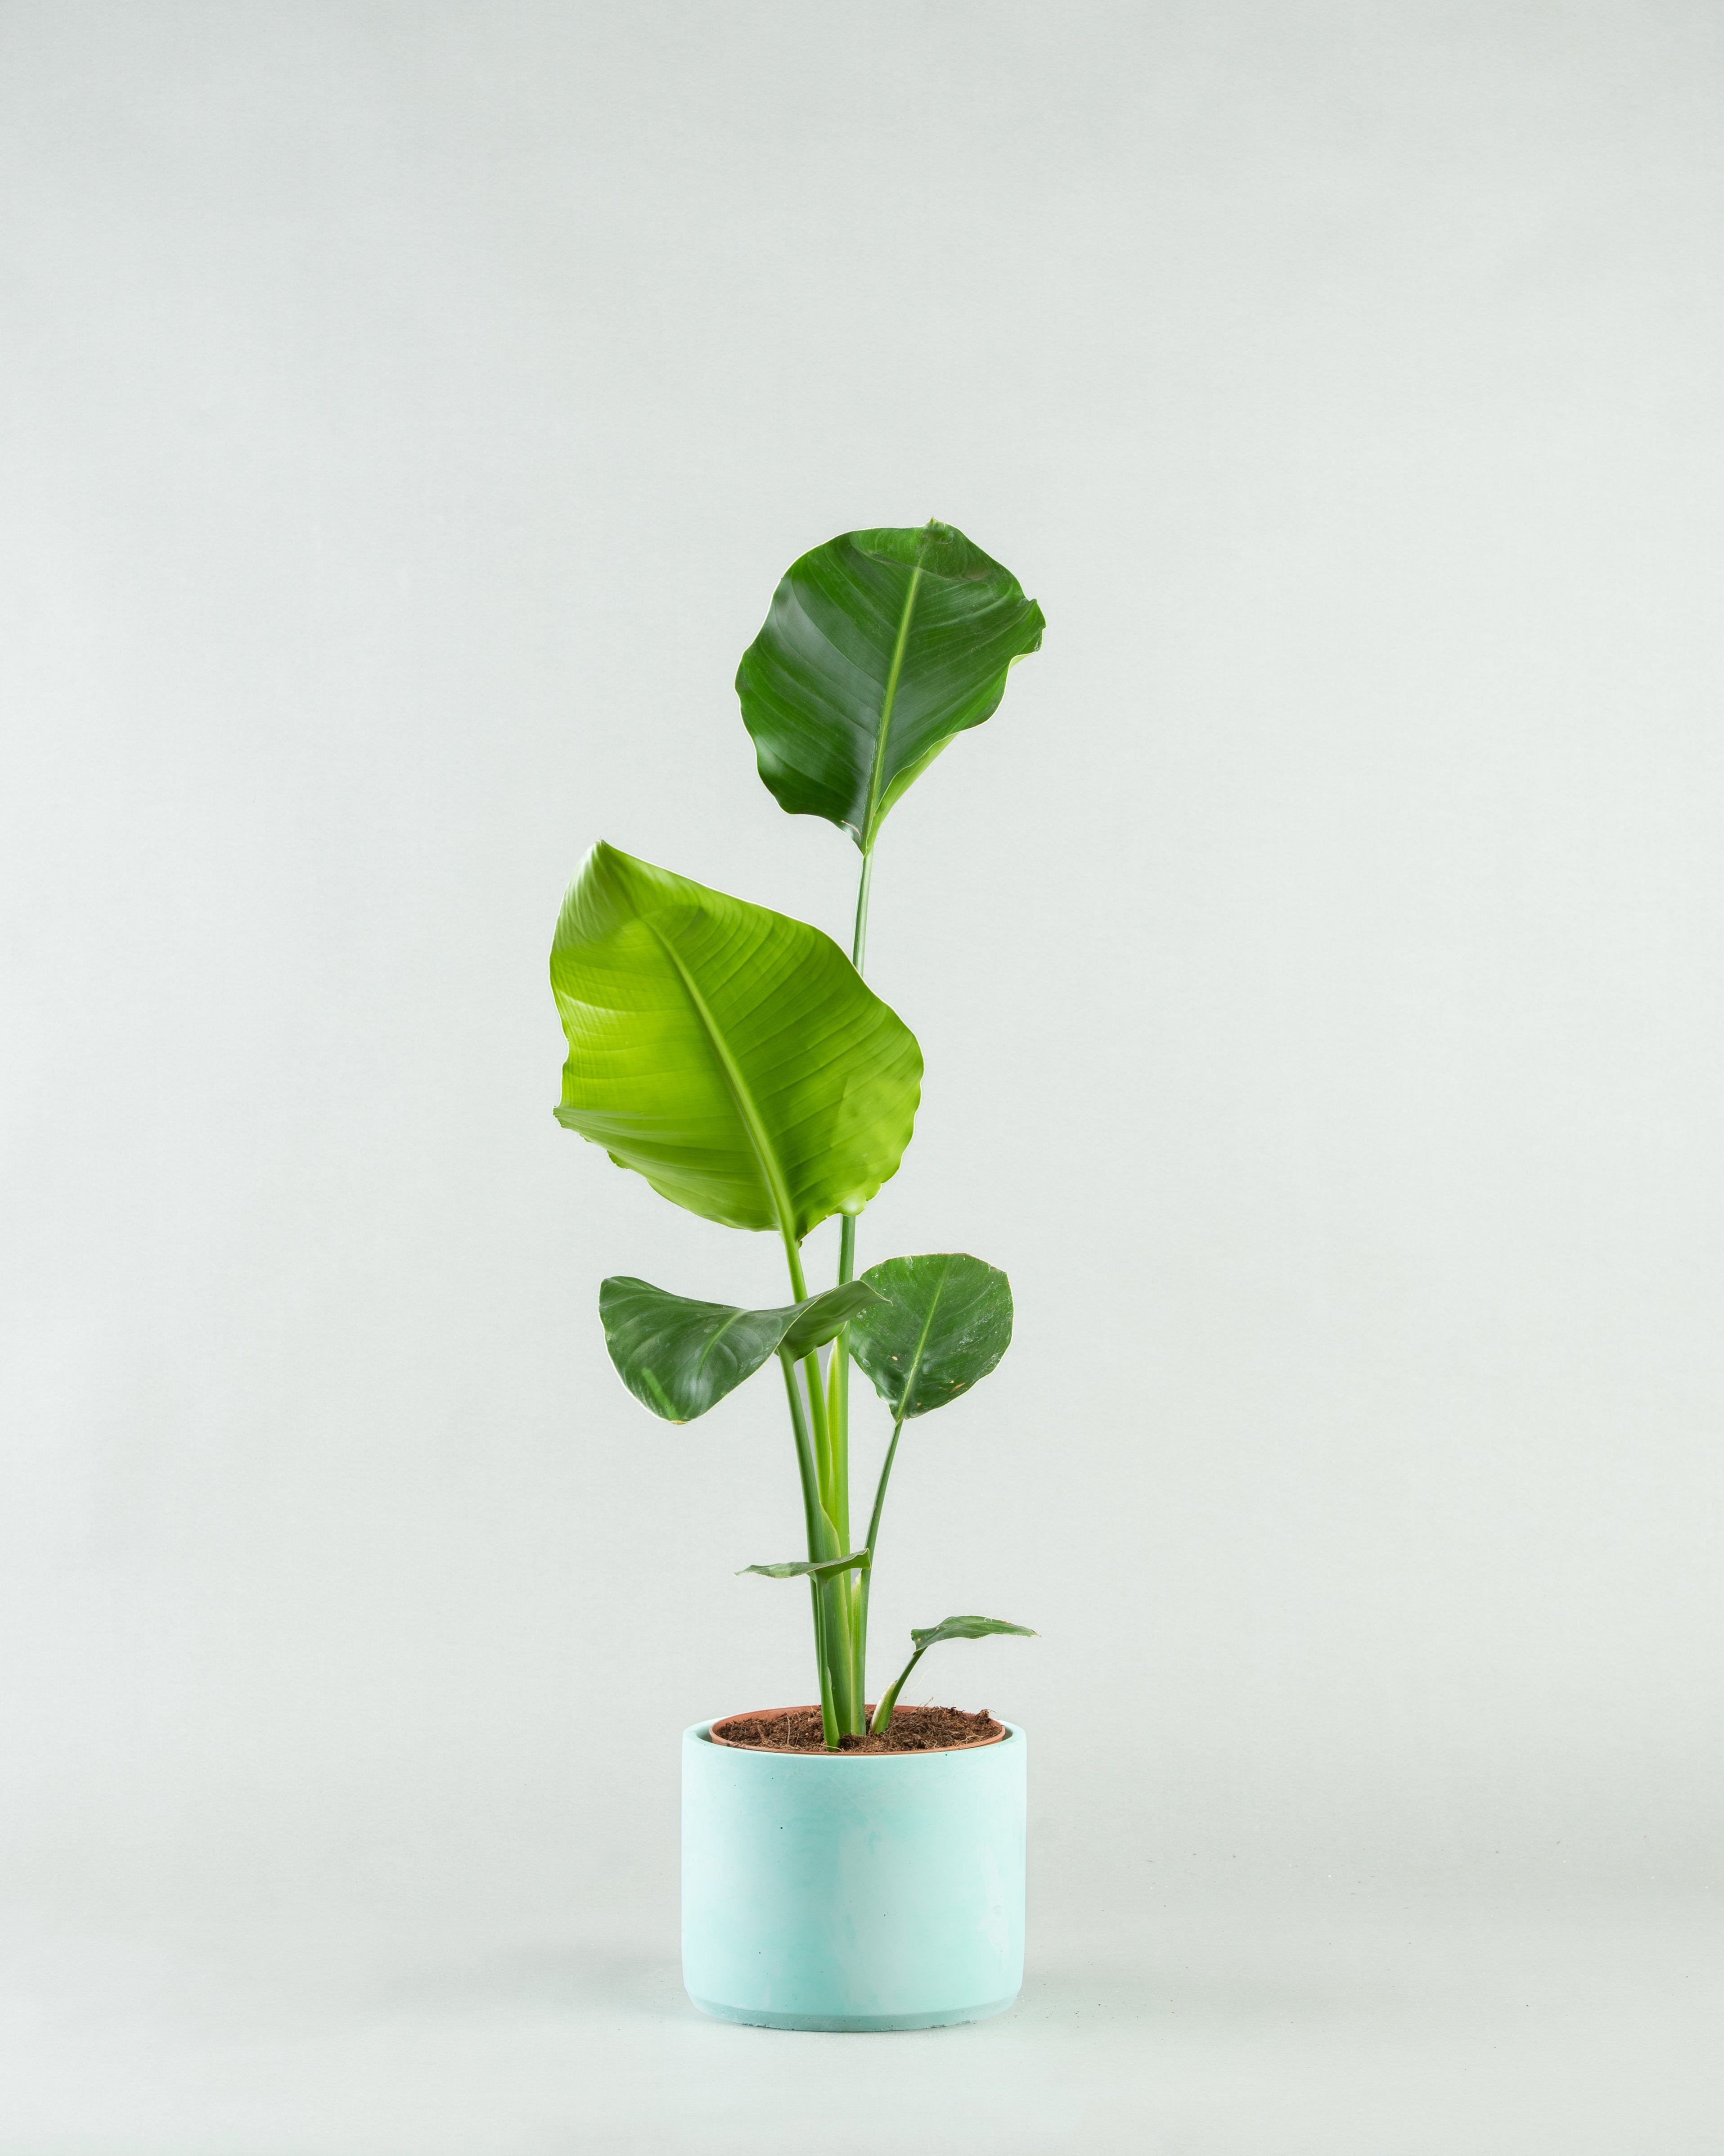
top-left (711, 1705), bottom-right (1004, 1754)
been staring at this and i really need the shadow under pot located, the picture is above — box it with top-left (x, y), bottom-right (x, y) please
top-left (681, 1708), bottom-right (1027, 2033)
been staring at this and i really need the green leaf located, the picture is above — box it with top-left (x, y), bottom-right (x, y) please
top-left (738, 1551), bottom-right (871, 1581)
top-left (736, 520), bottom-right (1044, 853)
top-left (909, 1614), bottom-right (1037, 1651)
top-left (870, 1610), bottom-right (1036, 1732)
top-left (847, 1253), bottom-right (1013, 1419)
top-left (551, 843), bottom-right (922, 1236)
top-left (779, 1280), bottom-right (883, 1359)
top-left (599, 1276), bottom-right (883, 1423)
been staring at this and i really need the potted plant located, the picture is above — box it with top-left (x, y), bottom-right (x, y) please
top-left (549, 520), bottom-right (1045, 2030)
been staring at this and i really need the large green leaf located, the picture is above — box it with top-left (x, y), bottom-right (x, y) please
top-left (599, 1276), bottom-right (882, 1423)
top-left (551, 844), bottom-right (922, 1235)
top-left (735, 521), bottom-right (1044, 852)
top-left (847, 1253), bottom-right (1013, 1419)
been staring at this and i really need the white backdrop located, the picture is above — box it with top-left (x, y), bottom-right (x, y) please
top-left (3, 0), bottom-right (1721, 1985)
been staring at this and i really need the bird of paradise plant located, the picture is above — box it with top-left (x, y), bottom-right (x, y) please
top-left (551, 521), bottom-right (1042, 1748)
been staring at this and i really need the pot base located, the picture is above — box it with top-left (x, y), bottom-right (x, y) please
top-left (689, 1992), bottom-right (1019, 2033)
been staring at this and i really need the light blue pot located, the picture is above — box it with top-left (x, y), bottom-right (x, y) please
top-left (681, 1718), bottom-right (1026, 2032)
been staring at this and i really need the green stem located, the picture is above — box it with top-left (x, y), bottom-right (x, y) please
top-left (782, 1233), bottom-right (853, 1734)
top-left (861, 1416), bottom-right (905, 1583)
top-left (819, 1560), bottom-right (856, 1732)
top-left (779, 1354), bottom-right (839, 1750)
top-left (812, 1585), bottom-right (838, 1747)
top-left (870, 1641), bottom-right (925, 1735)
top-left (837, 546), bottom-right (927, 1726)
top-left (831, 846), bottom-right (877, 1726)
top-left (849, 847), bottom-right (876, 974)
top-left (783, 1236), bottom-right (839, 1539)
top-left (824, 1345), bottom-right (860, 1731)
top-left (855, 1411), bottom-right (905, 1716)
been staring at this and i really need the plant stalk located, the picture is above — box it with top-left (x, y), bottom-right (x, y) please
top-left (849, 846), bottom-right (875, 974)
top-left (870, 1640), bottom-right (924, 1736)
top-left (812, 1583), bottom-right (838, 1747)
top-left (830, 844), bottom-right (877, 1724)
top-left (781, 1234), bottom-right (855, 1735)
top-left (854, 1410), bottom-right (905, 1720)
top-left (823, 1345), bottom-right (860, 1730)
top-left (779, 1353), bottom-right (840, 1749)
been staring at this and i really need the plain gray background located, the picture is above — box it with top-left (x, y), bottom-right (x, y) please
top-left (2, 4), bottom-right (1720, 2149)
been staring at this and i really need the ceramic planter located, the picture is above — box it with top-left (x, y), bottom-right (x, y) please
top-left (681, 1714), bottom-right (1027, 2031)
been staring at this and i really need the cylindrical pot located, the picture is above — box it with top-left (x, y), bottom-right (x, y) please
top-left (681, 1714), bottom-right (1026, 2032)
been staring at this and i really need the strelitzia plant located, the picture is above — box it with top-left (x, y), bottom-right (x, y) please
top-left (551, 521), bottom-right (1042, 1749)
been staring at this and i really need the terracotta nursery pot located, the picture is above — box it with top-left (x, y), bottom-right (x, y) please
top-left (681, 1708), bottom-right (1027, 2032)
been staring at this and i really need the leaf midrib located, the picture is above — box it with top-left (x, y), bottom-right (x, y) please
top-left (693, 1305), bottom-right (754, 1378)
top-left (644, 920), bottom-right (801, 1247)
top-left (859, 560), bottom-right (926, 852)
top-left (891, 1257), bottom-right (949, 1422)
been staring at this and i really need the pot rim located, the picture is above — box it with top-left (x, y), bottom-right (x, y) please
top-left (703, 1704), bottom-right (1011, 1755)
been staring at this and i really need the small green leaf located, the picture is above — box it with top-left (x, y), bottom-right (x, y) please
top-left (736, 522), bottom-right (1044, 853)
top-left (552, 843), bottom-right (922, 1236)
top-left (869, 1610), bottom-right (1036, 1734)
top-left (599, 1277), bottom-right (883, 1423)
top-left (738, 1551), bottom-right (872, 1581)
top-left (909, 1614), bottom-right (1037, 1651)
top-left (847, 1253), bottom-right (1013, 1419)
